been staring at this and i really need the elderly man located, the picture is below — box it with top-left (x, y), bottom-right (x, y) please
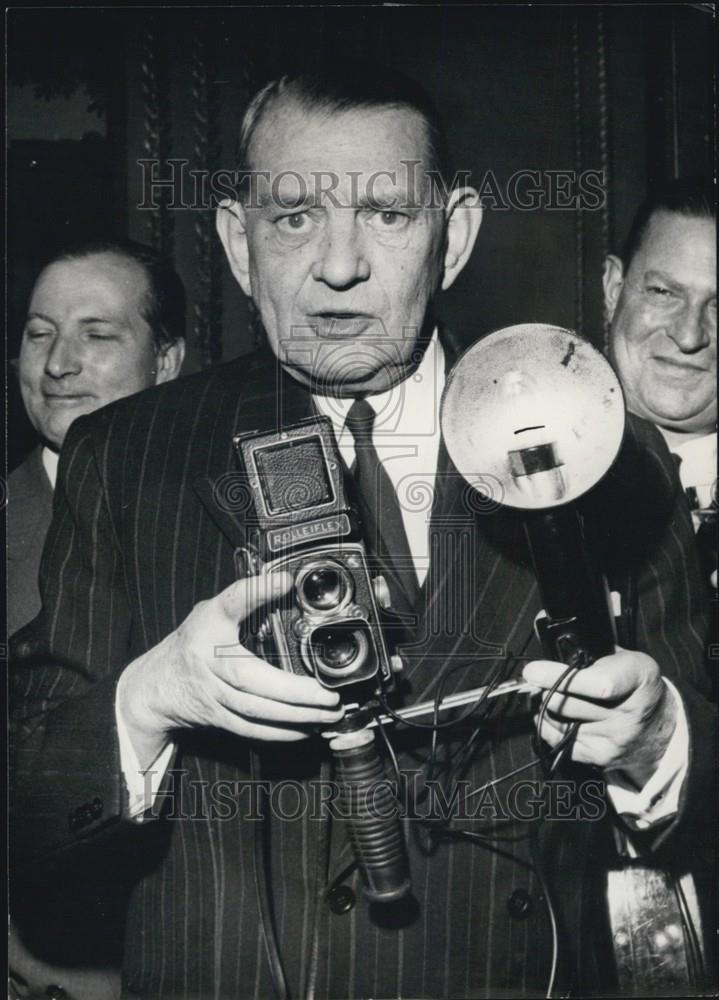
top-left (604, 179), bottom-right (716, 575)
top-left (12, 66), bottom-right (714, 999)
top-left (9, 239), bottom-right (186, 635)
top-left (9, 239), bottom-right (185, 1000)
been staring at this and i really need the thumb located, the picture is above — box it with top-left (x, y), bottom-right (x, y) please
top-left (218, 571), bottom-right (293, 621)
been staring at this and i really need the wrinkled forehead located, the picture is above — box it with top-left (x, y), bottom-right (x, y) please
top-left (245, 98), bottom-right (435, 207)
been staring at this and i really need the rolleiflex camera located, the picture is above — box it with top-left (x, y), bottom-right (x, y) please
top-left (232, 416), bottom-right (394, 700)
top-left (233, 417), bottom-right (411, 904)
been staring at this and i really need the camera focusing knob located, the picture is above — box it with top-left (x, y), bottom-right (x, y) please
top-left (372, 574), bottom-right (392, 610)
top-left (292, 617), bottom-right (312, 639)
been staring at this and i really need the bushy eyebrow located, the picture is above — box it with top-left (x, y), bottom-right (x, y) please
top-left (25, 311), bottom-right (56, 325)
top-left (257, 189), bottom-right (421, 211)
top-left (356, 191), bottom-right (420, 210)
top-left (25, 313), bottom-right (118, 328)
top-left (257, 192), bottom-right (316, 210)
top-left (642, 269), bottom-right (684, 289)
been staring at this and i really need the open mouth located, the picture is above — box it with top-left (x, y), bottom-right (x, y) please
top-left (310, 313), bottom-right (374, 338)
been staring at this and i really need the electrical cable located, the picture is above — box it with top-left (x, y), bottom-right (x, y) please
top-left (249, 747), bottom-right (290, 1000)
top-left (441, 637), bottom-right (535, 787)
top-left (302, 758), bottom-right (332, 1000)
top-left (374, 711), bottom-right (403, 790)
top-left (253, 620), bottom-right (575, 997)
top-left (374, 634), bottom-right (575, 999)
top-left (529, 827), bottom-right (560, 999)
top-left (533, 664), bottom-right (581, 774)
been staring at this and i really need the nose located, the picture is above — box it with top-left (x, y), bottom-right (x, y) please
top-left (311, 215), bottom-right (370, 289)
top-left (669, 300), bottom-right (714, 354)
top-left (44, 333), bottom-right (83, 378)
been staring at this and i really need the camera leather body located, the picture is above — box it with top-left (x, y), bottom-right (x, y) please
top-left (233, 416), bottom-right (393, 697)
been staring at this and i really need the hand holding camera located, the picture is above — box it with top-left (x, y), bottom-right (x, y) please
top-left (117, 571), bottom-right (344, 773)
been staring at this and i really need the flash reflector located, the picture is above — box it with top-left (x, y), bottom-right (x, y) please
top-left (440, 324), bottom-right (625, 509)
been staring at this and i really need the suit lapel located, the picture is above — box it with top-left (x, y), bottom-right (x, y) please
top-left (191, 339), bottom-right (542, 706)
top-left (400, 335), bottom-right (542, 704)
top-left (193, 359), bottom-right (316, 553)
top-left (8, 447), bottom-right (54, 561)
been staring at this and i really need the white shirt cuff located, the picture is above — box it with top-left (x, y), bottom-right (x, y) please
top-left (605, 678), bottom-right (688, 830)
top-left (115, 689), bottom-right (176, 822)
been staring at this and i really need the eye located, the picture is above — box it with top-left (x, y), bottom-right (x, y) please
top-left (276, 212), bottom-right (312, 234)
top-left (367, 210), bottom-right (409, 230)
top-left (24, 327), bottom-right (52, 340)
top-left (647, 284), bottom-right (675, 299)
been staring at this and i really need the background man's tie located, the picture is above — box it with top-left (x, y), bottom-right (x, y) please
top-left (345, 398), bottom-right (419, 611)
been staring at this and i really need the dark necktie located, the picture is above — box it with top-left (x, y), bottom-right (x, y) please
top-left (345, 398), bottom-right (419, 610)
top-left (673, 452), bottom-right (717, 587)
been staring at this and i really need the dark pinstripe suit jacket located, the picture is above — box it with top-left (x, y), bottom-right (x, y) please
top-left (7, 446), bottom-right (53, 636)
top-left (11, 346), bottom-right (715, 1000)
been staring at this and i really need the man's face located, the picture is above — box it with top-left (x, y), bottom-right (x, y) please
top-left (19, 253), bottom-right (162, 449)
top-left (235, 101), bottom-right (448, 395)
top-left (605, 211), bottom-right (716, 435)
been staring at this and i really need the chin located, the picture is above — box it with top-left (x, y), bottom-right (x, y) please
top-left (296, 353), bottom-right (389, 388)
top-left (306, 366), bottom-right (383, 392)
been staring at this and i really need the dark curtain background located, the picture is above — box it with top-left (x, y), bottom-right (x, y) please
top-left (6, 4), bottom-right (715, 470)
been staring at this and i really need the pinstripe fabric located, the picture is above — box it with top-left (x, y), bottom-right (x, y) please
top-left (10, 345), bottom-right (714, 999)
top-left (7, 447), bottom-right (54, 635)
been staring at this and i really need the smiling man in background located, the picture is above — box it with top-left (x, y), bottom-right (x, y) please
top-left (9, 239), bottom-right (185, 1000)
top-left (604, 178), bottom-right (716, 546)
top-left (8, 239), bottom-right (186, 636)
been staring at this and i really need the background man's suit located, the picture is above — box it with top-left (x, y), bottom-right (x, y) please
top-left (11, 344), bottom-right (714, 999)
top-left (8, 446), bottom-right (53, 636)
top-left (8, 447), bottom-right (123, 999)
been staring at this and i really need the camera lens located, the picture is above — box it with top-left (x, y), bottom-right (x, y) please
top-left (312, 625), bottom-right (359, 669)
top-left (296, 561), bottom-right (352, 613)
top-left (310, 621), bottom-right (370, 679)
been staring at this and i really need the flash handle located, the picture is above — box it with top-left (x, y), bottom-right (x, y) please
top-left (329, 729), bottom-right (411, 903)
top-left (524, 506), bottom-right (616, 666)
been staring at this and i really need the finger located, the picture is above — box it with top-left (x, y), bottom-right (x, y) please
top-left (216, 684), bottom-right (345, 726)
top-left (542, 692), bottom-right (608, 723)
top-left (215, 704), bottom-right (313, 742)
top-left (522, 661), bottom-right (580, 695)
top-left (523, 649), bottom-right (653, 702)
top-left (533, 710), bottom-right (567, 748)
top-left (218, 571), bottom-right (294, 621)
top-left (215, 648), bottom-right (341, 707)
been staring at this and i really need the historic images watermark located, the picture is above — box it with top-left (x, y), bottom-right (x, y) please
top-left (142, 770), bottom-right (607, 824)
top-left (137, 159), bottom-right (607, 213)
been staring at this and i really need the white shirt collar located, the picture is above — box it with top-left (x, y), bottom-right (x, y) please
top-left (312, 330), bottom-right (446, 585)
top-left (659, 428), bottom-right (716, 497)
top-left (42, 446), bottom-right (59, 489)
top-left (313, 330), bottom-right (445, 462)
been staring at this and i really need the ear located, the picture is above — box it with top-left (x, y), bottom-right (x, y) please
top-left (602, 255), bottom-right (625, 322)
top-left (154, 338), bottom-right (186, 385)
top-left (216, 199), bottom-right (252, 297)
top-left (441, 187), bottom-right (483, 291)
